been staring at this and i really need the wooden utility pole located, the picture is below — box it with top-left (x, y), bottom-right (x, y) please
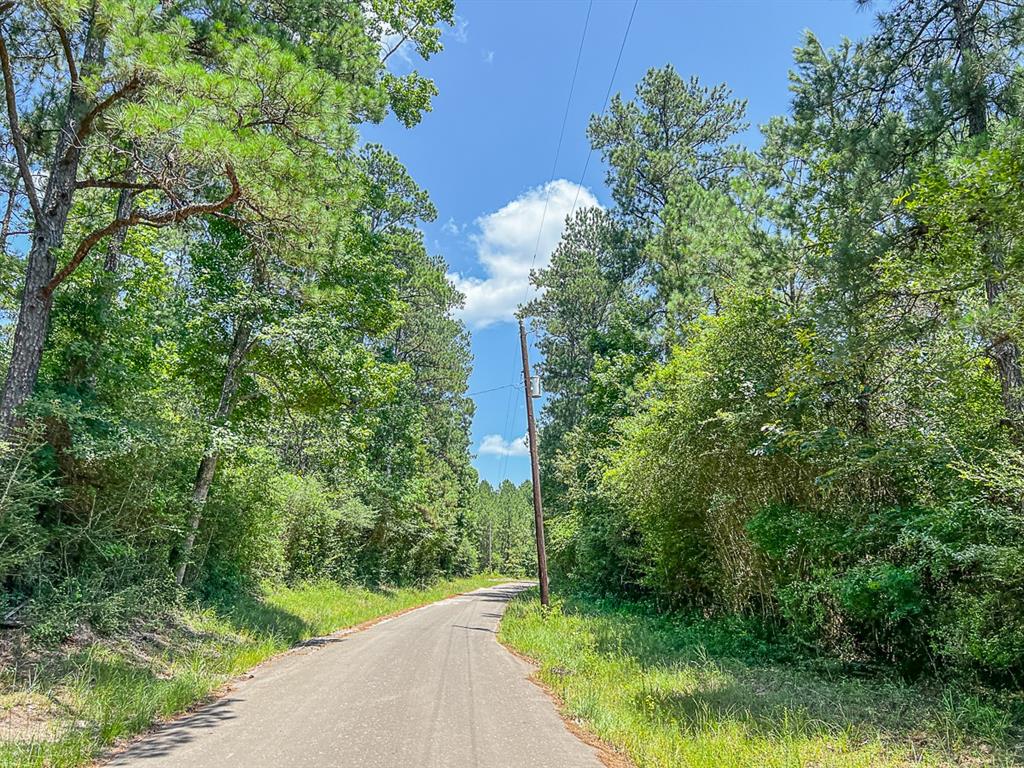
top-left (519, 319), bottom-right (550, 607)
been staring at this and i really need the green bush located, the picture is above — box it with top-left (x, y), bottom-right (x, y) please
top-left (600, 293), bottom-right (1024, 679)
top-left (197, 447), bottom-right (289, 594)
top-left (276, 472), bottom-right (375, 583)
top-left (0, 438), bottom-right (54, 601)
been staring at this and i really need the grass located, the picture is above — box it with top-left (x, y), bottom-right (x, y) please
top-left (0, 574), bottom-right (504, 768)
top-left (499, 591), bottom-right (1024, 768)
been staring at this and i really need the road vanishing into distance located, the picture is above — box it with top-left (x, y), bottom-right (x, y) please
top-left (105, 583), bottom-right (602, 768)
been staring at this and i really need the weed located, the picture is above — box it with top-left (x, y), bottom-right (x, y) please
top-left (499, 591), bottom-right (1023, 768)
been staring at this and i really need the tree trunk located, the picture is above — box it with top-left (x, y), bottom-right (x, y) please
top-left (0, 176), bottom-right (18, 254)
top-left (175, 453), bottom-right (220, 586)
top-left (0, 18), bottom-right (104, 433)
top-left (174, 318), bottom-right (253, 586)
top-left (987, 278), bottom-right (1023, 419)
top-left (104, 169), bottom-right (135, 273)
top-left (954, 0), bottom-right (1024, 427)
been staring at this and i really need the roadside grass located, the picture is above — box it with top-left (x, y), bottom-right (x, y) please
top-left (499, 591), bottom-right (1024, 768)
top-left (0, 575), bottom-right (505, 768)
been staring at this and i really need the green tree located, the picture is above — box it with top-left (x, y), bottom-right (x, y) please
top-left (350, 146), bottom-right (475, 584)
top-left (0, 0), bottom-right (453, 432)
top-left (526, 1), bottom-right (1024, 678)
top-left (470, 479), bottom-right (534, 576)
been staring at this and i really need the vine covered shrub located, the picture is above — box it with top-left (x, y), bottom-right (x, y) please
top-left (603, 293), bottom-right (1024, 678)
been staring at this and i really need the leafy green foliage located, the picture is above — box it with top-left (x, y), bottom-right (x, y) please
top-left (527, 1), bottom-right (1024, 684)
top-left (0, 0), bottom-right (488, 652)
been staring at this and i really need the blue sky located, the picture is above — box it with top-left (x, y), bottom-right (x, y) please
top-left (364, 0), bottom-right (877, 485)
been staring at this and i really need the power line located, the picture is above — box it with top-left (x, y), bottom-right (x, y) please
top-left (568, 0), bottom-right (639, 220)
top-left (486, 0), bottom-right (639, 484)
top-left (527, 0), bottom-right (594, 277)
top-left (490, 0), bottom-right (594, 485)
top-left (497, 382), bottom-right (518, 485)
top-left (466, 383), bottom-right (517, 397)
top-left (525, 0), bottom-right (641, 360)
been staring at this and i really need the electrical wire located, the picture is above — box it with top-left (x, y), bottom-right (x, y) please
top-left (568, 0), bottom-right (639, 220)
top-left (484, 0), bottom-right (641, 484)
top-left (526, 0), bottom-right (594, 278)
top-left (496, 381), bottom-right (517, 486)
top-left (488, 0), bottom-right (595, 487)
top-left (466, 383), bottom-right (517, 397)
top-left (521, 0), bottom-right (640, 336)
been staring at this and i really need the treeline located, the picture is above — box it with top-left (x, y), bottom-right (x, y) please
top-left (468, 479), bottom-right (537, 576)
top-left (0, 0), bottom-right (486, 640)
top-left (528, 0), bottom-right (1024, 679)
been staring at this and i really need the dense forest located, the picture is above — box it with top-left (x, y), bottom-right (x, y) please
top-left (9, 1), bottom-right (1024, 765)
top-left (1, 0), bottom-right (1022, 693)
top-left (470, 479), bottom-right (537, 576)
top-left (527, 0), bottom-right (1024, 680)
top-left (0, 0), bottom-right (531, 640)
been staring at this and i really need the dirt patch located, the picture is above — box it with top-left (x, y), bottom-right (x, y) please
top-left (0, 692), bottom-right (64, 744)
top-left (0, 627), bottom-right (41, 680)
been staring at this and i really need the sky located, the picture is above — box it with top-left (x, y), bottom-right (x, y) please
top-left (363, 0), bottom-right (878, 485)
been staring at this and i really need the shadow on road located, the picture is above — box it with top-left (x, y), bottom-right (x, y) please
top-left (109, 698), bottom-right (238, 763)
top-left (296, 635), bottom-right (348, 648)
top-left (468, 585), bottom-right (534, 605)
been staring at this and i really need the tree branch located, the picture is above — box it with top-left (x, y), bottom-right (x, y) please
top-left (381, 20), bottom-right (422, 64)
top-left (69, 74), bottom-right (141, 154)
top-left (41, 5), bottom-right (78, 83)
top-left (0, 29), bottom-right (42, 222)
top-left (76, 177), bottom-right (160, 191)
top-left (42, 164), bottom-right (241, 296)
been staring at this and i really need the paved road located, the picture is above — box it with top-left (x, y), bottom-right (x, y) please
top-left (105, 583), bottom-right (602, 768)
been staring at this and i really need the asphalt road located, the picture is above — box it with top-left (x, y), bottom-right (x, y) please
top-left (105, 583), bottom-right (602, 768)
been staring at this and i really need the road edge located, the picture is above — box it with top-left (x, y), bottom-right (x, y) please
top-left (495, 632), bottom-right (637, 768)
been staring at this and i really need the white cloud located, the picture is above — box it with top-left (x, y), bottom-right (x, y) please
top-left (450, 179), bottom-right (599, 329)
top-left (479, 433), bottom-right (529, 457)
top-left (442, 216), bottom-right (461, 236)
top-left (451, 15), bottom-right (469, 43)
top-left (482, 49), bottom-right (495, 64)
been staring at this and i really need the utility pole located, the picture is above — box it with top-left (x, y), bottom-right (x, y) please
top-left (519, 319), bottom-right (550, 607)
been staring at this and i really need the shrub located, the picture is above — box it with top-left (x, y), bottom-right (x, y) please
top-left (600, 292), bottom-right (1024, 679)
top-left (276, 472), bottom-right (375, 583)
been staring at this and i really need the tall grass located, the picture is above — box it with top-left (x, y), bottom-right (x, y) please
top-left (0, 575), bottom-right (503, 768)
top-left (499, 591), bottom-right (1023, 768)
